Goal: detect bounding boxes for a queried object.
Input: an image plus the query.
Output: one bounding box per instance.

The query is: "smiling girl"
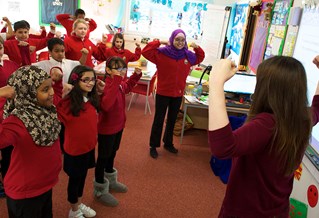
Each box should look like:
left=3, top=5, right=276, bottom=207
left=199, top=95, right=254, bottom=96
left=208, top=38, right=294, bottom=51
left=56, top=65, right=100, bottom=218
left=0, top=65, right=61, bottom=217
left=64, top=19, right=104, bottom=68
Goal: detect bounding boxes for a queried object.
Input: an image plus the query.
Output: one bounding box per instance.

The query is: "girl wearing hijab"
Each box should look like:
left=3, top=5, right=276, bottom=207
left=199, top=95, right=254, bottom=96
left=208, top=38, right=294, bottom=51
left=0, top=65, right=62, bottom=217
left=142, top=29, right=205, bottom=158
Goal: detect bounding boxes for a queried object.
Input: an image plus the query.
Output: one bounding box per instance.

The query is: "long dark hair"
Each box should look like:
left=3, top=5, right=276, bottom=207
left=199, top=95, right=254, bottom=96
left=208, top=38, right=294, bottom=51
left=248, top=56, right=312, bottom=175
left=67, top=65, right=99, bottom=116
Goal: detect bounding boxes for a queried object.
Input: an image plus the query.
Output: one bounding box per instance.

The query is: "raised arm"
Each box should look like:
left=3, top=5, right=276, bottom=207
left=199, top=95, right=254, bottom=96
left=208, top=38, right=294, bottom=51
left=2, top=17, right=13, bottom=39
left=126, top=43, right=142, bottom=62
left=208, top=59, right=238, bottom=131
left=141, top=40, right=162, bottom=64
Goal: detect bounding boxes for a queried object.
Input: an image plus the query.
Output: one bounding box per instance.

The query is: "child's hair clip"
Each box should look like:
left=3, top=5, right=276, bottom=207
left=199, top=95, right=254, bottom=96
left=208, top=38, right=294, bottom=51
left=71, top=73, right=79, bottom=81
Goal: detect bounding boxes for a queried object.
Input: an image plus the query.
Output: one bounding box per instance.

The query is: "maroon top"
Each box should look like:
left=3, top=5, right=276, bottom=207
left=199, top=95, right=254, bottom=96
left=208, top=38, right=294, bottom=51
left=208, top=95, right=319, bottom=218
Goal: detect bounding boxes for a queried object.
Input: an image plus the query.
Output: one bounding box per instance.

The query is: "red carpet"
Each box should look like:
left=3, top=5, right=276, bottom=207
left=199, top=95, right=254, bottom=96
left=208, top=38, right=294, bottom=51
left=0, top=95, right=226, bottom=217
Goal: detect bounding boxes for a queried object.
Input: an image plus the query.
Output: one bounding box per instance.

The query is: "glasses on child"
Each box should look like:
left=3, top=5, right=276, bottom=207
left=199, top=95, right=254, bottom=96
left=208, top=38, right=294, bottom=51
left=110, top=67, right=127, bottom=72
left=80, top=77, right=96, bottom=84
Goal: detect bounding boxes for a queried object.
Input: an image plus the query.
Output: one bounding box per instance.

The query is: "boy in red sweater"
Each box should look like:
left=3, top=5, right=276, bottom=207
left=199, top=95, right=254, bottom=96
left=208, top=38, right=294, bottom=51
left=4, top=20, right=55, bottom=66
left=56, top=8, right=97, bottom=37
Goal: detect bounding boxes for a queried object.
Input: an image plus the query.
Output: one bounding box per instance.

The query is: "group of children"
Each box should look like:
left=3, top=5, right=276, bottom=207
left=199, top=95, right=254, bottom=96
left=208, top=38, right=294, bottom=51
left=0, top=9, right=143, bottom=218
left=2, top=6, right=319, bottom=218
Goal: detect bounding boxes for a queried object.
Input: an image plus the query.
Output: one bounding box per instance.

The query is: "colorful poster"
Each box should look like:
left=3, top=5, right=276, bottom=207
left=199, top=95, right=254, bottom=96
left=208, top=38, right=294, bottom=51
left=264, top=0, right=293, bottom=59
left=229, top=3, right=249, bottom=56
left=248, top=1, right=273, bottom=73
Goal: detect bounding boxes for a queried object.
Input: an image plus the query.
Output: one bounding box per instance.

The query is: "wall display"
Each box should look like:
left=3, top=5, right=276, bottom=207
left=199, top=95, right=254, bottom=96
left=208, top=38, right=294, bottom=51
left=263, top=0, right=293, bottom=59
left=125, top=0, right=208, bottom=40
left=293, top=6, right=319, bottom=156
left=248, top=0, right=273, bottom=74
left=229, top=2, right=250, bottom=63
left=281, top=25, right=298, bottom=56
left=39, top=0, right=79, bottom=25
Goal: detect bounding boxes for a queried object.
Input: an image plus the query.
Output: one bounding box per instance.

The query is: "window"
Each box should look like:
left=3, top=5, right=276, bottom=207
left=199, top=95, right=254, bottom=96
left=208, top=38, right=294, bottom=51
left=126, top=0, right=208, bottom=40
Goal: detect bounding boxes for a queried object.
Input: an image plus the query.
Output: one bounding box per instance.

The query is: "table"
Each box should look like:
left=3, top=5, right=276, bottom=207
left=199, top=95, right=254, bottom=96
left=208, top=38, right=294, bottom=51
left=180, top=96, right=250, bottom=144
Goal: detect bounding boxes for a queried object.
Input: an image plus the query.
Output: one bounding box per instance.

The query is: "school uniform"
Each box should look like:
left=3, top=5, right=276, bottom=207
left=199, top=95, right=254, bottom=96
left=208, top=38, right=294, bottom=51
left=64, top=34, right=105, bottom=68
left=56, top=97, right=97, bottom=203
left=56, top=14, right=97, bottom=37
left=95, top=73, right=141, bottom=179
left=3, top=32, right=55, bottom=66
left=33, top=58, right=80, bottom=83
left=142, top=40, right=205, bottom=149
left=0, top=58, right=19, bottom=179
left=208, top=95, right=319, bottom=218
left=101, top=46, right=141, bottom=65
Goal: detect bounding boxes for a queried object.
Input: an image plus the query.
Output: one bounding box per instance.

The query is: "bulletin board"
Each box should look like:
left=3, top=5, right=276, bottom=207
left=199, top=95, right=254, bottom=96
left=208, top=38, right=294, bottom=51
left=39, top=0, right=80, bottom=25
left=263, top=0, right=293, bottom=59
left=248, top=0, right=274, bottom=74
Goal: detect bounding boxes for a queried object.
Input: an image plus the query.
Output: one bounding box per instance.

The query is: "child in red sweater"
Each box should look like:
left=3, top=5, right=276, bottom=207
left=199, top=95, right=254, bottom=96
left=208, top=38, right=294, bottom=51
left=64, top=19, right=104, bottom=68
left=4, top=20, right=55, bottom=66
left=101, top=33, right=141, bottom=65
left=94, top=57, right=142, bottom=206
left=56, top=65, right=100, bottom=218
left=56, top=8, right=97, bottom=37
left=0, top=65, right=62, bottom=217
left=0, top=36, right=19, bottom=197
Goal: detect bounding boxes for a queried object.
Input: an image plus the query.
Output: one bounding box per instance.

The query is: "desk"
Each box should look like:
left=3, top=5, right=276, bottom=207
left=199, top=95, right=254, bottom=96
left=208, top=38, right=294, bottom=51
left=94, top=61, right=157, bottom=114
left=180, top=96, right=250, bottom=144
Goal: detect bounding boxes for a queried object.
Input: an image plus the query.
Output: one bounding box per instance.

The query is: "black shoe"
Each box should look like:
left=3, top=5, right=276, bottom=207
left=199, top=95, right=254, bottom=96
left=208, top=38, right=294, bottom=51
left=150, top=147, right=158, bottom=159
left=164, top=145, right=178, bottom=154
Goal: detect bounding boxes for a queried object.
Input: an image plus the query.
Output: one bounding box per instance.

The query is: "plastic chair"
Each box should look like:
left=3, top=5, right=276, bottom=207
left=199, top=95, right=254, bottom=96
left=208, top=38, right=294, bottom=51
left=38, top=51, right=49, bottom=61
left=127, top=73, right=157, bottom=115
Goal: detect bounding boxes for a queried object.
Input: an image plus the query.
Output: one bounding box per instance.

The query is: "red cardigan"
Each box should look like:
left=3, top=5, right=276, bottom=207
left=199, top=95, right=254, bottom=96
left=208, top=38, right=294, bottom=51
left=208, top=95, right=319, bottom=218
left=56, top=97, right=98, bottom=156
left=3, top=32, right=54, bottom=66
left=98, top=73, right=141, bottom=135
left=101, top=46, right=142, bottom=65
left=64, top=35, right=105, bottom=67
left=56, top=14, right=97, bottom=37
left=0, top=116, right=61, bottom=200
left=0, top=60, right=19, bottom=123
left=142, top=40, right=205, bottom=97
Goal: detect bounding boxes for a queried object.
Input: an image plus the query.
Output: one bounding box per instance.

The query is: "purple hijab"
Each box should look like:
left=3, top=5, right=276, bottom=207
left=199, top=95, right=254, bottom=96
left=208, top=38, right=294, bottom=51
left=158, top=29, right=197, bottom=65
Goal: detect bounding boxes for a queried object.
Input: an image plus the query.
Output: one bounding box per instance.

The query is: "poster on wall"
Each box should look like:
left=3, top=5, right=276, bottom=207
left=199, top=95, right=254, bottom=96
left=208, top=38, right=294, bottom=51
left=39, top=0, right=79, bottom=25
left=229, top=3, right=250, bottom=57
left=248, top=1, right=274, bottom=74
left=263, top=0, right=293, bottom=59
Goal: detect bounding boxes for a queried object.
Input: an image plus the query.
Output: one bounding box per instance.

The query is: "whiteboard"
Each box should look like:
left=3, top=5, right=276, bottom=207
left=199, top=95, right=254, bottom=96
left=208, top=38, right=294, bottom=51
left=200, top=4, right=230, bottom=66
left=293, top=8, right=319, bottom=154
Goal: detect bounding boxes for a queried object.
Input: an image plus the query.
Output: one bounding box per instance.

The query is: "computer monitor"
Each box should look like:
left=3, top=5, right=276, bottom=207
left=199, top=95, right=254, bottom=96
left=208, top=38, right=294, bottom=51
left=223, top=73, right=256, bottom=95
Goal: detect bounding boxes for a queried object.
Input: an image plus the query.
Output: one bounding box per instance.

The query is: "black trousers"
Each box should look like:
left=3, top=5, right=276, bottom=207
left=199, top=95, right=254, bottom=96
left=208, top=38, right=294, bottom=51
left=0, top=145, right=13, bottom=179
left=6, top=189, right=53, bottom=218
left=95, top=130, right=123, bottom=184
left=150, top=94, right=182, bottom=148
left=67, top=173, right=87, bottom=204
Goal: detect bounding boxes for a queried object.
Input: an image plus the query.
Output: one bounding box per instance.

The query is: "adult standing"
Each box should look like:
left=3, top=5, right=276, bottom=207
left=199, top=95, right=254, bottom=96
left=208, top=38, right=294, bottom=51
left=142, top=29, right=205, bottom=158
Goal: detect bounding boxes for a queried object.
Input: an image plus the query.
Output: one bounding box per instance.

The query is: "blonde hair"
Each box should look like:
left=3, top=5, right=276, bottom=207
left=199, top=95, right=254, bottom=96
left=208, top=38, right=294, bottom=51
left=72, top=18, right=88, bottom=32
